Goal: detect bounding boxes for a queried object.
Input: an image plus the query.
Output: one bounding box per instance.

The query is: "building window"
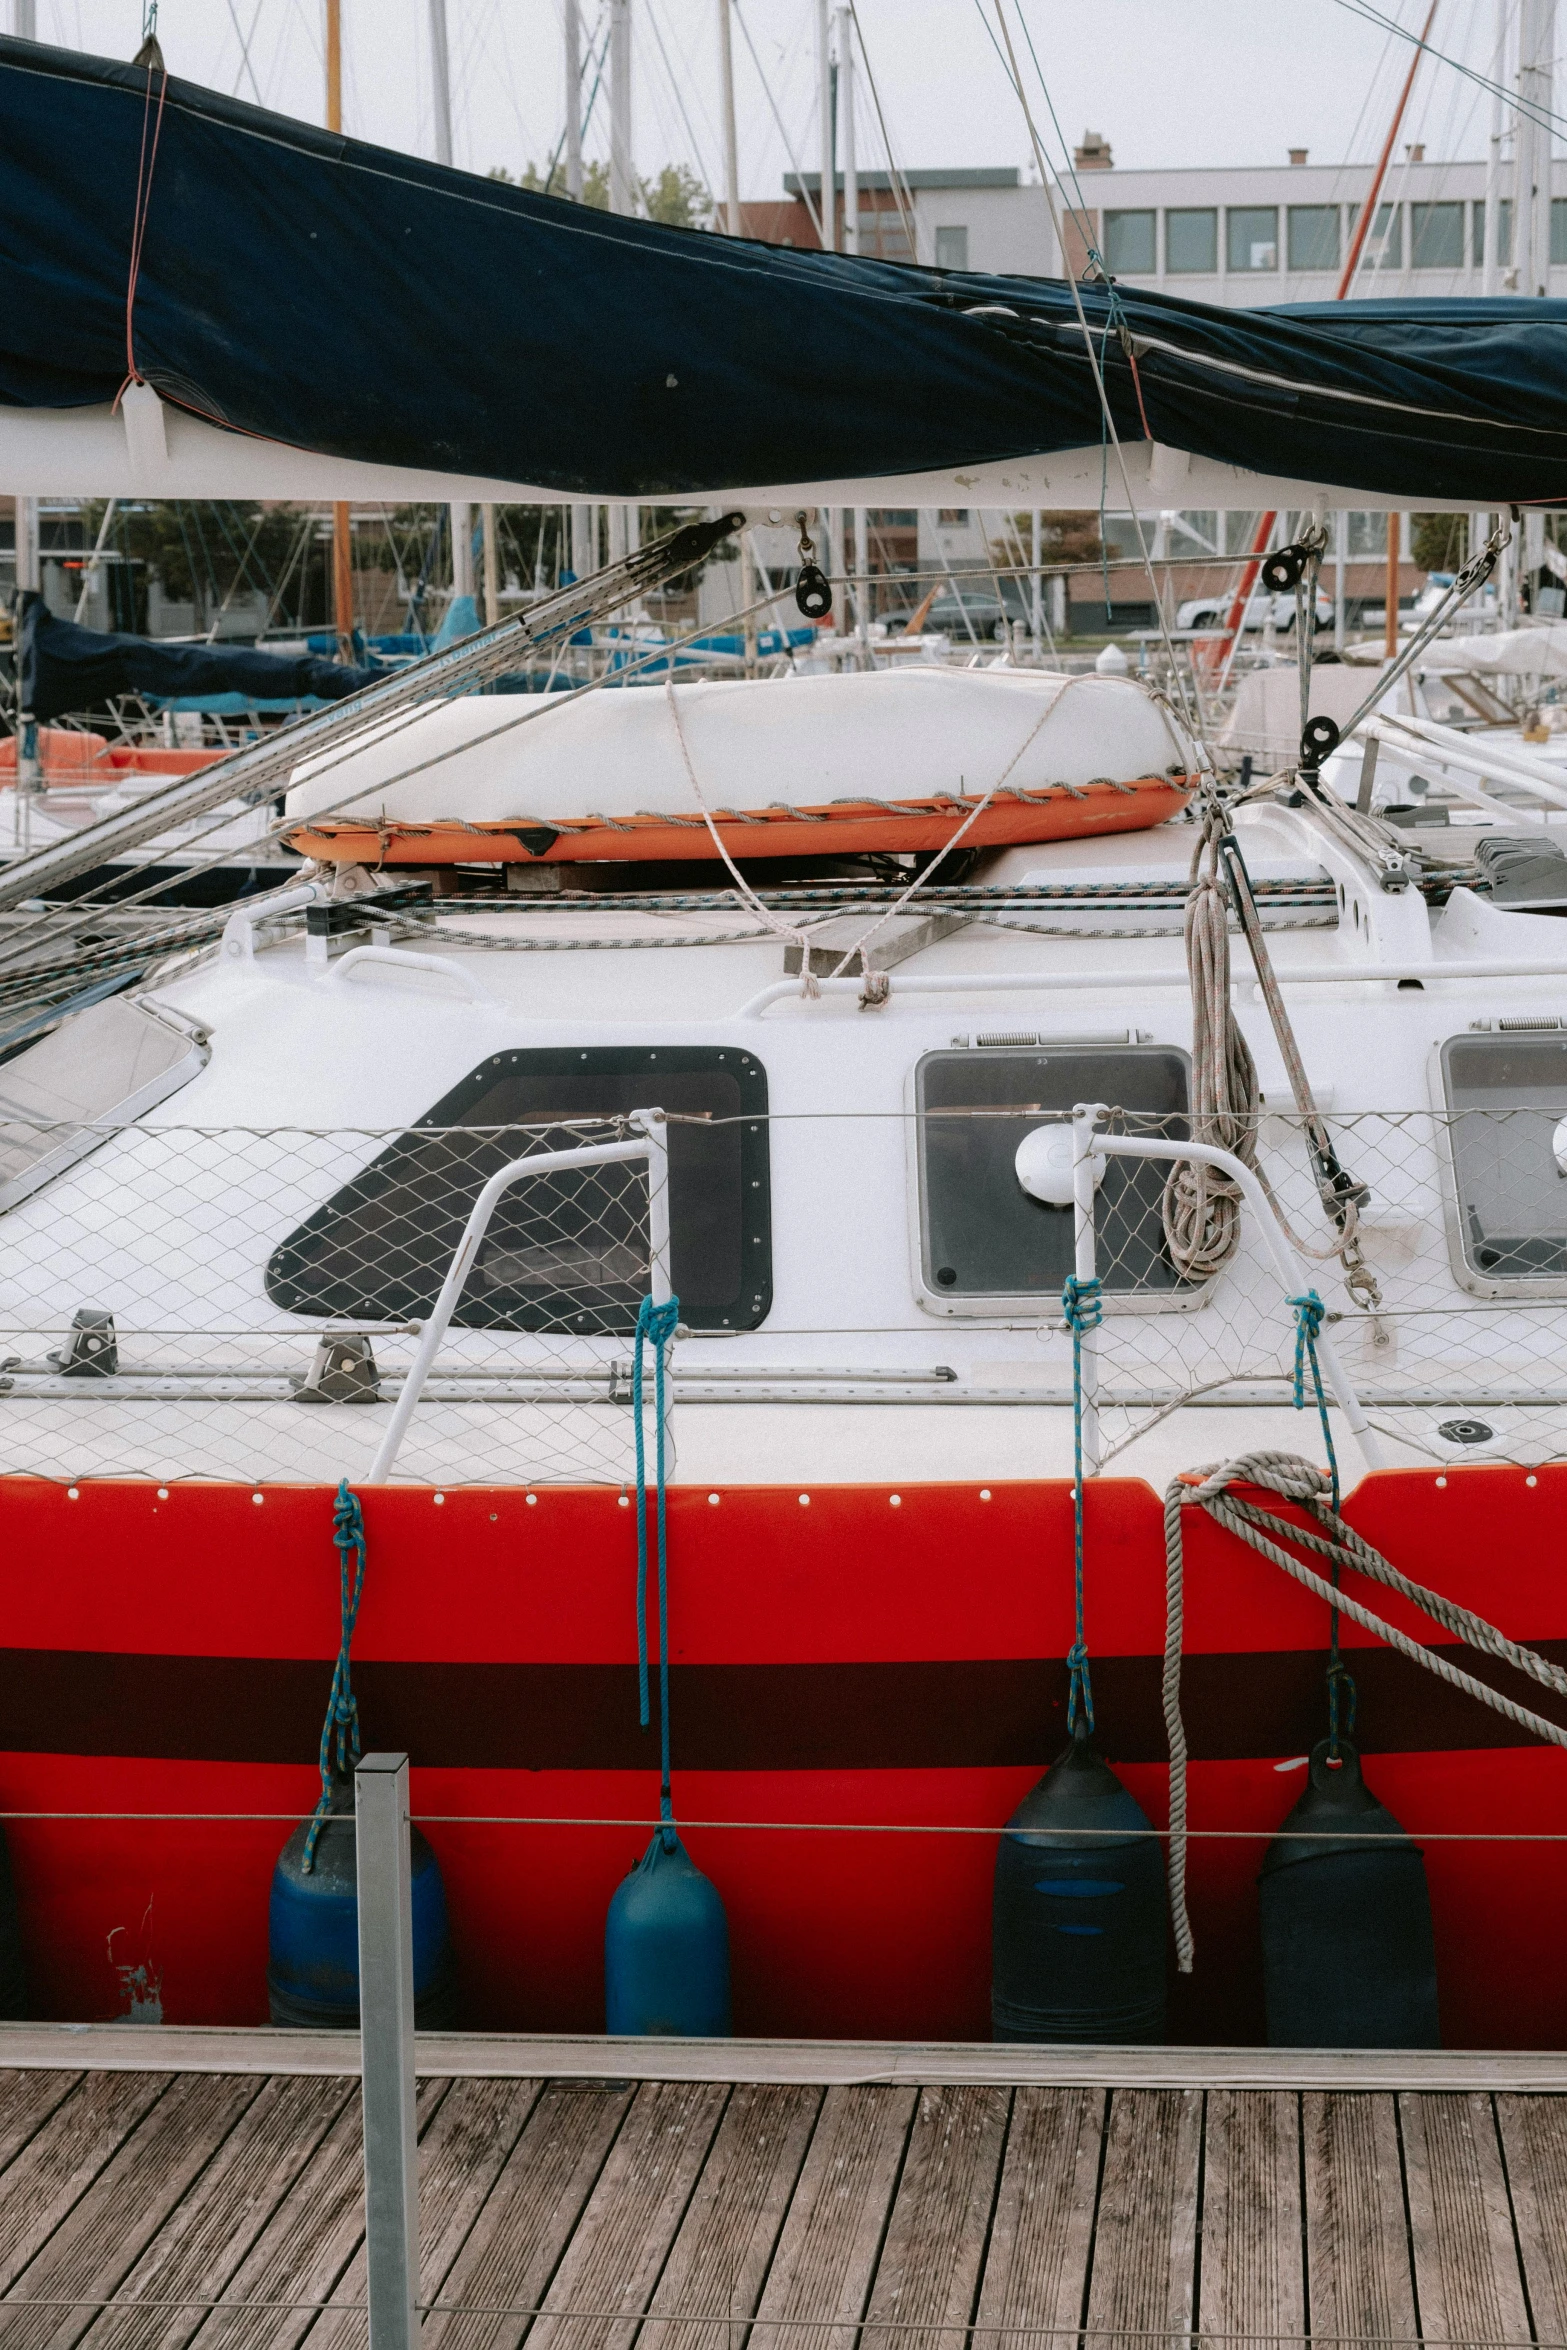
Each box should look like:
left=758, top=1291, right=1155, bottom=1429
left=937, top=509, right=970, bottom=527
left=1411, top=201, right=1464, bottom=269
left=1227, top=206, right=1278, bottom=272
left=858, top=210, right=913, bottom=263
left=934, top=225, right=968, bottom=270
left=1552, top=198, right=1567, bottom=266
left=1287, top=205, right=1340, bottom=272
left=1348, top=512, right=1389, bottom=557
left=1471, top=198, right=1517, bottom=267
left=1104, top=209, right=1156, bottom=274
left=1166, top=208, right=1216, bottom=273
left=1347, top=200, right=1402, bottom=271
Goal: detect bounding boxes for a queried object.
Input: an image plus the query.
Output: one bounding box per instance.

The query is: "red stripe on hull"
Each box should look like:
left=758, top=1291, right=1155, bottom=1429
left=1, top=1466, right=1564, bottom=2044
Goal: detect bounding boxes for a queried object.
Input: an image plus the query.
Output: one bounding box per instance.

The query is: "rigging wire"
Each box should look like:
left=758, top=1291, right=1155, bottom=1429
left=1334, top=0, right=1567, bottom=142
left=732, top=0, right=824, bottom=245
left=846, top=1, right=918, bottom=257
left=981, top=0, right=1208, bottom=753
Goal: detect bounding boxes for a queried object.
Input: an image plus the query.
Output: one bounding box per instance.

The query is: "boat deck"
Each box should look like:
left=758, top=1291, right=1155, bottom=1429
left=0, top=2031, right=1565, bottom=2347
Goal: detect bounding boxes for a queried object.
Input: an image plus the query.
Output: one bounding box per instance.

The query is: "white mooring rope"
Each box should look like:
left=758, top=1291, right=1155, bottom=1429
left=1162, top=1449, right=1567, bottom=1975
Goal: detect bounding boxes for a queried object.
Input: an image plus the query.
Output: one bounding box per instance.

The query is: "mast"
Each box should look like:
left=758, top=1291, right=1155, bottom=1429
left=718, top=0, right=741, bottom=236
left=424, top=0, right=472, bottom=626
left=608, top=0, right=636, bottom=585
left=817, top=0, right=834, bottom=253
left=1483, top=0, right=1507, bottom=295
left=428, top=0, right=453, bottom=167
left=1516, top=0, right=1556, bottom=296
left=609, top=0, right=633, bottom=218
left=564, top=0, right=590, bottom=585
left=564, top=0, right=583, bottom=198
left=325, top=0, right=354, bottom=660
left=837, top=2, right=857, bottom=255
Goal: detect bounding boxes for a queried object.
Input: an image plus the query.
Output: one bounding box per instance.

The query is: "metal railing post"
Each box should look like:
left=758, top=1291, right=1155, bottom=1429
left=1088, top=1129, right=1386, bottom=1473
left=362, top=1113, right=667, bottom=1485
left=356, top=1752, right=418, bottom=2350
left=1070, top=1103, right=1105, bottom=1476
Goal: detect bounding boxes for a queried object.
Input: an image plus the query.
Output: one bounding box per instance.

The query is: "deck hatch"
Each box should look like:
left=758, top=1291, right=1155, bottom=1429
left=266, top=1046, right=771, bottom=1332
left=1440, top=1032, right=1567, bottom=1286
left=914, top=1045, right=1192, bottom=1303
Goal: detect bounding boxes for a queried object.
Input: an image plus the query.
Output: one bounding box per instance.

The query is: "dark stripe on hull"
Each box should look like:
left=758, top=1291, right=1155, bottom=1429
left=6, top=1642, right=1566, bottom=1768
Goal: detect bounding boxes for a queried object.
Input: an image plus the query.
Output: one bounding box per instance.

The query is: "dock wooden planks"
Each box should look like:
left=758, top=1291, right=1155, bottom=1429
left=0, top=2057, right=1562, bottom=2346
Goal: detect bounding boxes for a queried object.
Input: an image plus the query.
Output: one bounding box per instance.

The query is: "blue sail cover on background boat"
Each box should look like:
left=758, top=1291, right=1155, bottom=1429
left=2, top=34, right=1567, bottom=504
left=17, top=596, right=378, bottom=722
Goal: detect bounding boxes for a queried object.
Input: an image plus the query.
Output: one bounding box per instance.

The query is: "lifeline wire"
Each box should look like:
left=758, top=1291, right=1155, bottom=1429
left=301, top=1478, right=367, bottom=1873
left=632, top=1291, right=680, bottom=1838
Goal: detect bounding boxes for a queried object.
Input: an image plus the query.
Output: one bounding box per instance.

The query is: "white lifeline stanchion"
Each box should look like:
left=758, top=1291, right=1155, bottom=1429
left=362, top=1109, right=672, bottom=1485
left=1072, top=1107, right=1385, bottom=1474
left=1070, top=1103, right=1105, bottom=1476
left=356, top=1752, right=418, bottom=2350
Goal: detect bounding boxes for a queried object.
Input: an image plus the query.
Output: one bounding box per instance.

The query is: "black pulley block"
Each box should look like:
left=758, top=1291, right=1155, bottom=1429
left=795, top=562, right=833, bottom=620
left=1300, top=714, right=1342, bottom=767
left=1261, top=546, right=1308, bottom=591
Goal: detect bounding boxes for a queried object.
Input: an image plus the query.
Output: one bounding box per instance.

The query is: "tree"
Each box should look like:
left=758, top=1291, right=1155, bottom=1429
left=490, top=157, right=711, bottom=227
left=1411, top=513, right=1466, bottom=574
left=1004, top=511, right=1104, bottom=565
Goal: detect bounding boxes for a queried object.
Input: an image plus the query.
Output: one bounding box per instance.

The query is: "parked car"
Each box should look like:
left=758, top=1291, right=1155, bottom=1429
left=916, top=582, right=1032, bottom=642
left=1176, top=588, right=1333, bottom=633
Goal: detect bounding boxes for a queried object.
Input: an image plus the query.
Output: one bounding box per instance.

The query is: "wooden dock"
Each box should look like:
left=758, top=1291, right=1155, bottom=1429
left=0, top=2029, right=1564, bottom=2347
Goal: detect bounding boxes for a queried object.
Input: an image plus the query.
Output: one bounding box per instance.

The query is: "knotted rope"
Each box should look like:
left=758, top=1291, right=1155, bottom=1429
left=1162, top=819, right=1261, bottom=1283
left=1062, top=1272, right=1103, bottom=1738
left=633, top=1291, right=681, bottom=1847
left=1161, top=1449, right=1567, bottom=1972
left=302, top=1478, right=368, bottom=1874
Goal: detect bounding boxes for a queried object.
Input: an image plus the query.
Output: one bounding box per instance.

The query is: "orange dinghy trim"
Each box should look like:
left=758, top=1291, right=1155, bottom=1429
left=289, top=772, right=1198, bottom=868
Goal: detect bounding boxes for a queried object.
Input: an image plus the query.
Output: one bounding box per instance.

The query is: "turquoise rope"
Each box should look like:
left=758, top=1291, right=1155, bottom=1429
left=302, top=1479, right=368, bottom=1874
left=1288, top=1290, right=1340, bottom=1511
left=1288, top=1290, right=1355, bottom=1750
left=633, top=1293, right=681, bottom=1846
left=1061, top=1272, right=1103, bottom=1739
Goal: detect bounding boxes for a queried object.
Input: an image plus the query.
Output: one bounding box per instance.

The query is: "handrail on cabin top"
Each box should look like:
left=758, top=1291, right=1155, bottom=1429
left=361, top=1109, right=671, bottom=1486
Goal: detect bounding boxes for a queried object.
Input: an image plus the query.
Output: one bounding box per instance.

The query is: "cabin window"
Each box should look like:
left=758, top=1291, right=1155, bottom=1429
left=0, top=992, right=207, bottom=1214
left=1440, top=1033, right=1567, bottom=1288
left=914, top=1045, right=1192, bottom=1305
left=267, top=1047, right=771, bottom=1332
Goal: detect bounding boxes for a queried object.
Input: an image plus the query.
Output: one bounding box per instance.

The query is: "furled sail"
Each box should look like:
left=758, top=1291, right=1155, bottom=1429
left=16, top=596, right=378, bottom=722
left=2, top=35, right=1567, bottom=507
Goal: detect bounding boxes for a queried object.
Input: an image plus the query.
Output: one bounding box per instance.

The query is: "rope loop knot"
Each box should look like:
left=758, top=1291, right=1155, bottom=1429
left=1061, top=1272, right=1103, bottom=1335
left=1287, top=1287, right=1339, bottom=1511
left=302, top=1478, right=368, bottom=1874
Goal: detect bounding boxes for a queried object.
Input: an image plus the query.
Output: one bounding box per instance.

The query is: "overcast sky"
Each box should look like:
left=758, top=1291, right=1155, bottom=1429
left=24, top=2, right=1521, bottom=201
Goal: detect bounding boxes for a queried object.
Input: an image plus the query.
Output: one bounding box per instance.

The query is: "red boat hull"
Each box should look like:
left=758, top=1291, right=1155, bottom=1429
left=2, top=1469, right=1563, bottom=2045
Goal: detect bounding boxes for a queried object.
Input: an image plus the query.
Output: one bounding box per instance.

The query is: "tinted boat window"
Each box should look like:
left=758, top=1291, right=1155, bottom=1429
left=916, top=1046, right=1192, bottom=1299
left=267, top=1047, right=770, bottom=1331
left=1441, top=1033, right=1567, bottom=1279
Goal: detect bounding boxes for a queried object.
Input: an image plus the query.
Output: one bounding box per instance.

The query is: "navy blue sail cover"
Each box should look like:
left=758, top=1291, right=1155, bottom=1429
left=17, top=596, right=377, bottom=721
left=2, top=33, right=1567, bottom=503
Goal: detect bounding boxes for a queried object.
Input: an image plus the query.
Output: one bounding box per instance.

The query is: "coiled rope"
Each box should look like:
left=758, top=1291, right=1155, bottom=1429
left=1061, top=1272, right=1102, bottom=1738
left=301, top=1478, right=368, bottom=1873
left=632, top=1292, right=681, bottom=1848
left=1161, top=1449, right=1567, bottom=1973
left=1161, top=820, right=1261, bottom=1282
